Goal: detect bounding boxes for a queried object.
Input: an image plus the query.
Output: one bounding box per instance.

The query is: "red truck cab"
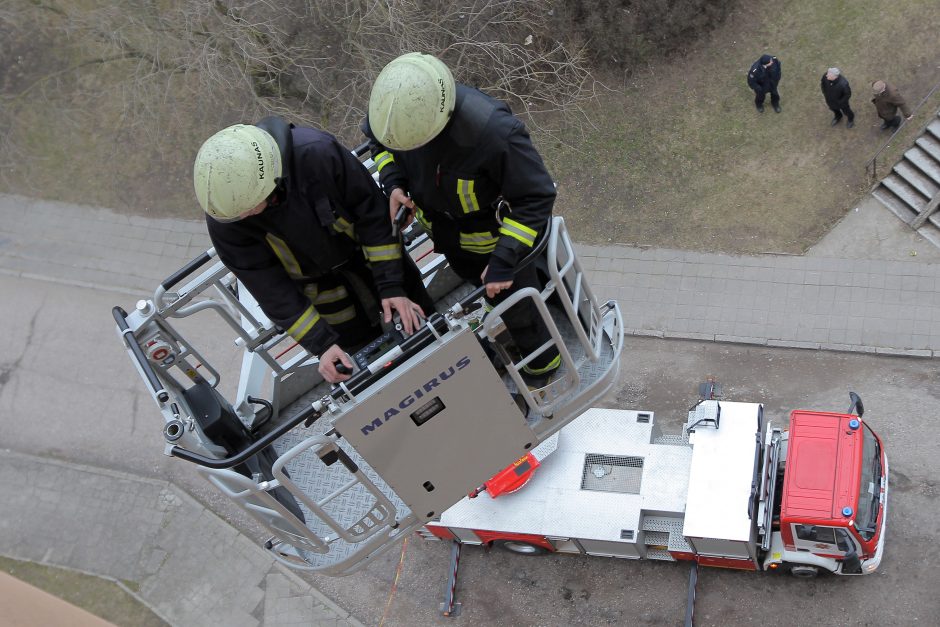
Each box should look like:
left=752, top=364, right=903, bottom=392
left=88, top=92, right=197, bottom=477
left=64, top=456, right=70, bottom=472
left=779, top=410, right=887, bottom=574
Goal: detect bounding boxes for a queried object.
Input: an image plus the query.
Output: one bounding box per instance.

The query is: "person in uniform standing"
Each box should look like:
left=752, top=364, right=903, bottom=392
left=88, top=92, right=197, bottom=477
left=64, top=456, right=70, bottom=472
left=747, top=54, right=782, bottom=113
left=193, top=116, right=432, bottom=383
left=363, top=53, right=561, bottom=386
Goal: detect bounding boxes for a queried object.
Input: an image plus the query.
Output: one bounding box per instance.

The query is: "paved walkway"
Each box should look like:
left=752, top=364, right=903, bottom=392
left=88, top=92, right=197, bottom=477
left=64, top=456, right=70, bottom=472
left=578, top=242, right=940, bottom=357
left=3, top=193, right=940, bottom=356
left=0, top=450, right=363, bottom=627
left=1, top=191, right=940, bottom=625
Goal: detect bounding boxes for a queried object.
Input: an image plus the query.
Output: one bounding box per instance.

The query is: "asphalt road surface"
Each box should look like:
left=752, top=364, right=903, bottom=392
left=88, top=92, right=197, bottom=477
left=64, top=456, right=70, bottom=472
left=3, top=275, right=937, bottom=626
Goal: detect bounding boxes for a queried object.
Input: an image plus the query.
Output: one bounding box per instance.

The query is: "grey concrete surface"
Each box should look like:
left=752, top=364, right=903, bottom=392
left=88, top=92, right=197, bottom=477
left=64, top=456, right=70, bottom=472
left=0, top=451, right=363, bottom=627
left=576, top=193, right=940, bottom=356
left=808, top=193, right=940, bottom=261
left=5, top=192, right=940, bottom=357
left=1, top=190, right=939, bottom=626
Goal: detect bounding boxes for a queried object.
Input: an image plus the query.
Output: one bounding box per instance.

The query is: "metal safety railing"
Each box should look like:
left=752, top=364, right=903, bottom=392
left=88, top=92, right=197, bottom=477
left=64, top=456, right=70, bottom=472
left=483, top=216, right=623, bottom=422
left=114, top=134, right=627, bottom=576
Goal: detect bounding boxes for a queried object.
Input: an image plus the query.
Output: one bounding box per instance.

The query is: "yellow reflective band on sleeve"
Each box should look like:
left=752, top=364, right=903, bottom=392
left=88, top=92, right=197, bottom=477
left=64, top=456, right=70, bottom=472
left=374, top=151, right=395, bottom=173
left=522, top=354, right=561, bottom=376
left=286, top=305, right=320, bottom=341
left=331, top=216, right=355, bottom=239
left=457, top=178, right=481, bottom=214
left=321, top=306, right=357, bottom=325
left=415, top=206, right=432, bottom=234
left=363, top=243, right=402, bottom=262
left=265, top=234, right=306, bottom=279
left=312, top=285, right=349, bottom=305
left=459, top=231, right=499, bottom=254
left=499, top=218, right=538, bottom=247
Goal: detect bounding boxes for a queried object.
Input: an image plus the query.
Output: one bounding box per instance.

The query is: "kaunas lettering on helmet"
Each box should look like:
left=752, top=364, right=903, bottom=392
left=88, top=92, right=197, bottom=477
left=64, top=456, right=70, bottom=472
left=360, top=355, right=470, bottom=436
left=438, top=78, right=446, bottom=113
left=251, top=141, right=265, bottom=179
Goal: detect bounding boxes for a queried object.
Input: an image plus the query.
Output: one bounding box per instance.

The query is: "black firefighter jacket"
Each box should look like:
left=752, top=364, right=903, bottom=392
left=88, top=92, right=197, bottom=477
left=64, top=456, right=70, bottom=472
left=364, top=85, right=556, bottom=283
left=207, top=121, right=406, bottom=356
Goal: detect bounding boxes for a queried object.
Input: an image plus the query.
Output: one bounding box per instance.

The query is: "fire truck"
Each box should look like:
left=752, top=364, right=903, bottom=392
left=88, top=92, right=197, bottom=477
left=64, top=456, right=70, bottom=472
left=112, top=146, right=888, bottom=599
left=421, top=396, right=887, bottom=582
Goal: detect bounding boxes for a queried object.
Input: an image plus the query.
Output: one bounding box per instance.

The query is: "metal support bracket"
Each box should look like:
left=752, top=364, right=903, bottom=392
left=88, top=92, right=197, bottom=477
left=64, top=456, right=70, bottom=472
left=439, top=540, right=463, bottom=617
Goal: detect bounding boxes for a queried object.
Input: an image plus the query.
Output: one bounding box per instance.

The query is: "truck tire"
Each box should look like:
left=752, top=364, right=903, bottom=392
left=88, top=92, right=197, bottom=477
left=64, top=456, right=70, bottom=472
left=788, top=564, right=819, bottom=579
left=494, top=540, right=549, bottom=556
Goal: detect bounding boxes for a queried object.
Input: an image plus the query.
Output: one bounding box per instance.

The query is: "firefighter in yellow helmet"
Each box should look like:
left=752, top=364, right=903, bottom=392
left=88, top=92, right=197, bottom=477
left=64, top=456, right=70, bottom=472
left=363, top=53, right=560, bottom=385
left=194, top=116, right=432, bottom=383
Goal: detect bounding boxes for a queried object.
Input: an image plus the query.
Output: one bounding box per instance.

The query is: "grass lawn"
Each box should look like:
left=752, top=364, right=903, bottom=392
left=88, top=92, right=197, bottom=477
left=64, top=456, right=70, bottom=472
left=548, top=0, right=940, bottom=253
left=0, top=555, right=167, bottom=626
left=1, top=0, right=939, bottom=254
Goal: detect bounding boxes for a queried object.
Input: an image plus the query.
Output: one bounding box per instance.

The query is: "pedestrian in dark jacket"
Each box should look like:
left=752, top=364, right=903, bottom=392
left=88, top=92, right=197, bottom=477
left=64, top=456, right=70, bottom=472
left=364, top=52, right=561, bottom=386
left=193, top=116, right=432, bottom=383
left=821, top=68, right=855, bottom=128
left=872, top=80, right=913, bottom=130
left=747, top=54, right=782, bottom=113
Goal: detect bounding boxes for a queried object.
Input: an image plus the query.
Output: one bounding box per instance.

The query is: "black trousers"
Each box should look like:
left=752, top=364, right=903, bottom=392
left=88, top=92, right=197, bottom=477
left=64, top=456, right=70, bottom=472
left=829, top=105, right=855, bottom=121
left=754, top=85, right=780, bottom=107
left=881, top=115, right=902, bottom=129
left=445, top=249, right=559, bottom=373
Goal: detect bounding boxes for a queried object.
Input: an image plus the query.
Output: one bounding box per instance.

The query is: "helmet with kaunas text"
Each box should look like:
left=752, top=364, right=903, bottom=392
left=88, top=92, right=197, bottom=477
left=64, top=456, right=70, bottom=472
left=193, top=124, right=281, bottom=221
left=368, top=52, right=456, bottom=151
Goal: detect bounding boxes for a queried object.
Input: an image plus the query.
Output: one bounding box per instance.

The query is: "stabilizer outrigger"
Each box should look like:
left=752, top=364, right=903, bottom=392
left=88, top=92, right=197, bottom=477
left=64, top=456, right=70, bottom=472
left=114, top=161, right=623, bottom=576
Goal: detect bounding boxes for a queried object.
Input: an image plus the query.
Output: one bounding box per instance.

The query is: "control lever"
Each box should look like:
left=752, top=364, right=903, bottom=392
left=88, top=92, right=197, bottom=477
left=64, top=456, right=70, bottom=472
left=391, top=205, right=411, bottom=238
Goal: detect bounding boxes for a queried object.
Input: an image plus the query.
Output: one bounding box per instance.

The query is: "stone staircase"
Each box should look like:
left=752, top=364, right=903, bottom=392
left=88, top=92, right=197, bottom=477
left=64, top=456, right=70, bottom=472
left=872, top=112, right=940, bottom=246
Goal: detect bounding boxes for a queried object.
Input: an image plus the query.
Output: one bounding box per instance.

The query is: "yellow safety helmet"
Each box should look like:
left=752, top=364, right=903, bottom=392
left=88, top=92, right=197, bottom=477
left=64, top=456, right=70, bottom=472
left=368, top=52, right=456, bottom=151
left=193, top=124, right=282, bottom=221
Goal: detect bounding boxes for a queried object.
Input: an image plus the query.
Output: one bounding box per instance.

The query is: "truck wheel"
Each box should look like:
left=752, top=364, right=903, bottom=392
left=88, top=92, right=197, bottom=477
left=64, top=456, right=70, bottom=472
left=494, top=540, right=549, bottom=556
left=789, top=565, right=819, bottom=579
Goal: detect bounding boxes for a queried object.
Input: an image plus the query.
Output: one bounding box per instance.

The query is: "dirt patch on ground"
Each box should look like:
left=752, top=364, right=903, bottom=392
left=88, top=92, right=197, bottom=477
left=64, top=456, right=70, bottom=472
left=0, top=4, right=232, bottom=220
left=0, top=556, right=167, bottom=626
left=2, top=0, right=939, bottom=250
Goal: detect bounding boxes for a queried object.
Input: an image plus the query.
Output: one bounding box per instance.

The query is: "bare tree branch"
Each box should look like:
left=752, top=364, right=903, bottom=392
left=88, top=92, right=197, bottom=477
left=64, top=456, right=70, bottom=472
left=6, top=0, right=598, bottom=153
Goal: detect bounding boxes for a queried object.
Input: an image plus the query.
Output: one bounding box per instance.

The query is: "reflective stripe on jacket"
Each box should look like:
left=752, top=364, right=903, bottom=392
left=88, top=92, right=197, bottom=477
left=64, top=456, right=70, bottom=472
left=365, top=85, right=556, bottom=282
left=207, top=123, right=405, bottom=356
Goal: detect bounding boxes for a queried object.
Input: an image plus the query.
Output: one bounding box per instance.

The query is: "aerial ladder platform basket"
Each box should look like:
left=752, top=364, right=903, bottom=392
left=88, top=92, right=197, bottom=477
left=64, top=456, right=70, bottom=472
left=114, top=187, right=622, bottom=576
